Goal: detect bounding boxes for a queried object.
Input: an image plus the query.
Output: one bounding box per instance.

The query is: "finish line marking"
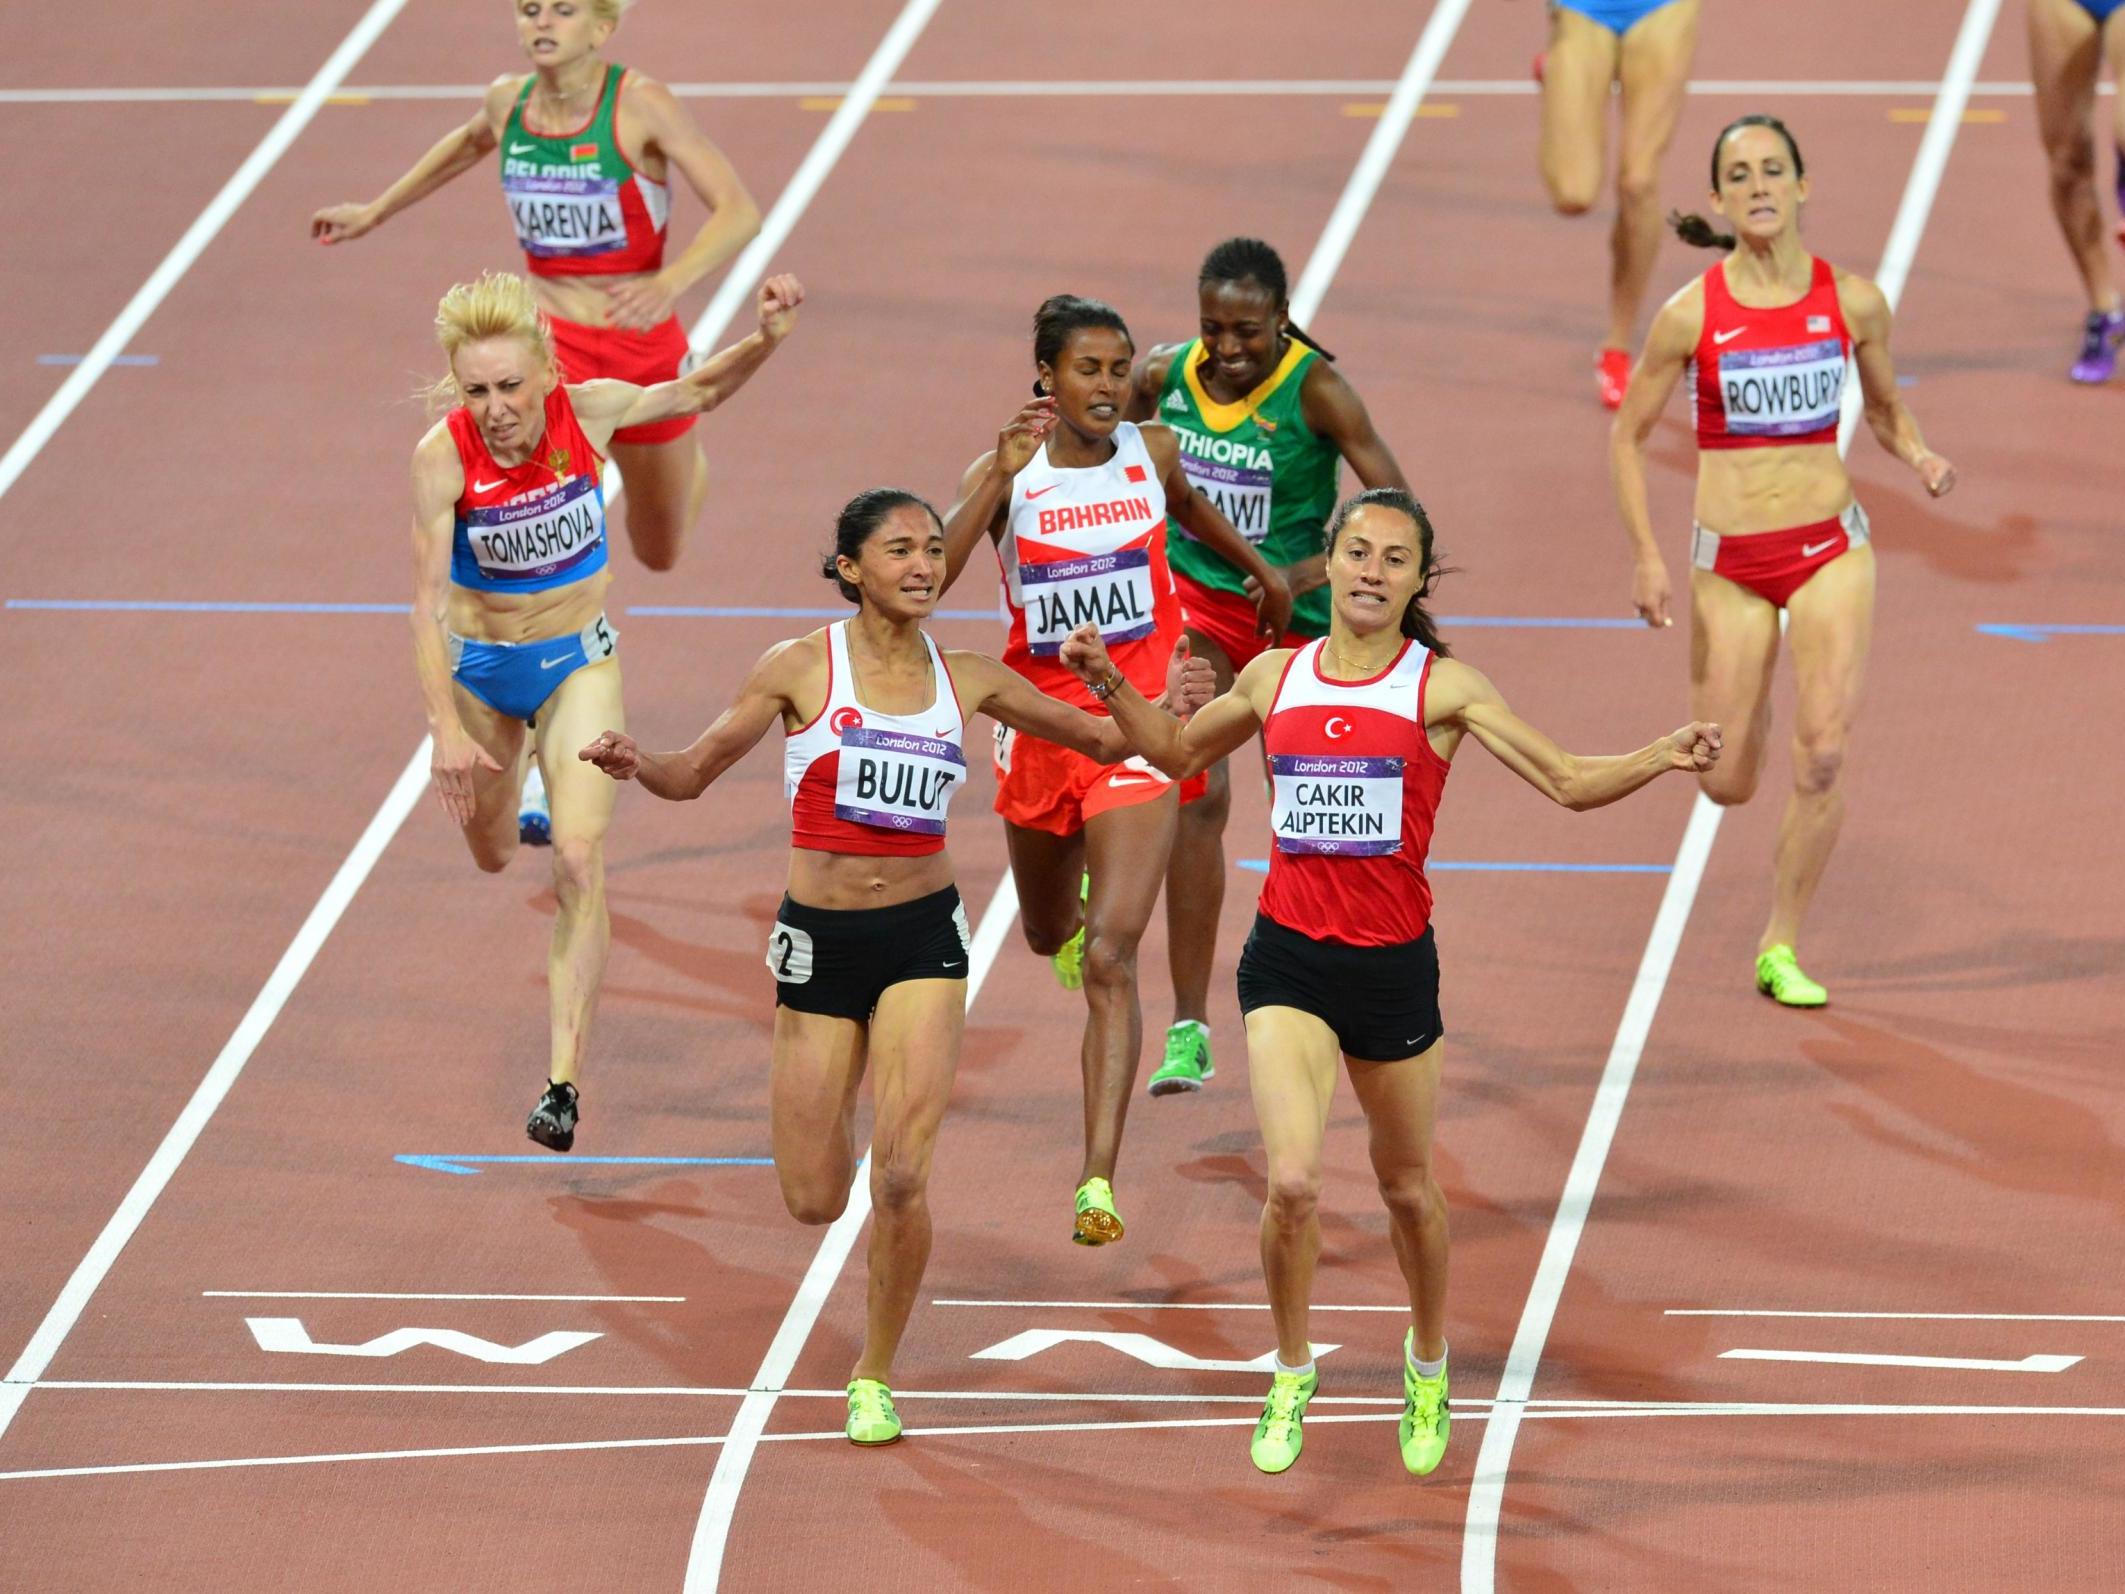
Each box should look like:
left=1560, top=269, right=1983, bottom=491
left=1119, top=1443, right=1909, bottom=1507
left=1720, top=1349, right=2082, bottom=1374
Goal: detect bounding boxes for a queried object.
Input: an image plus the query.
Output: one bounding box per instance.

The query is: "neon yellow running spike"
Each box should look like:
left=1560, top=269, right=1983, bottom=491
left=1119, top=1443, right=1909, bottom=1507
left=845, top=1377, right=902, bottom=1445
left=1755, top=943, right=1828, bottom=1008
left=1052, top=872, right=1090, bottom=991
left=1250, top=1366, right=1319, bottom=1474
left=1072, top=1176, right=1124, bottom=1245
left=1399, top=1332, right=1450, bottom=1477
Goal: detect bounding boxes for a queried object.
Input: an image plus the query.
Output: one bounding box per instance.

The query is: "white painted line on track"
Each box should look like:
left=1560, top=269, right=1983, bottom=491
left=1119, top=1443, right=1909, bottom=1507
left=0, top=743, right=432, bottom=1445
left=0, top=78, right=2082, bottom=105
left=1460, top=3, right=2005, bottom=1587
left=1720, top=1349, right=2082, bottom=1373
left=199, top=1291, right=685, bottom=1303
left=0, top=0, right=411, bottom=514
left=1672, top=1310, right=2125, bottom=1322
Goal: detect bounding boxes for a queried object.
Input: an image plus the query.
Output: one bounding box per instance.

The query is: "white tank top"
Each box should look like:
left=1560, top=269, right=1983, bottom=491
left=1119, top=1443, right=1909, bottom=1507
left=784, top=622, right=967, bottom=856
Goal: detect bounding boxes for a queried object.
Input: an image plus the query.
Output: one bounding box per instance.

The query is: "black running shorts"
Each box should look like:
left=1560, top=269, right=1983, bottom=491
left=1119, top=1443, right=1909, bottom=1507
left=1236, top=913, right=1444, bottom=1063
left=768, top=884, right=971, bottom=1020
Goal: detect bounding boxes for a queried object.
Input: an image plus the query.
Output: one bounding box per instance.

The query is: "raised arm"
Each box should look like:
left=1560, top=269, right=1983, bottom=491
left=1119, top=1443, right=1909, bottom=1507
left=1841, top=272, right=1955, bottom=498
left=1428, top=657, right=1719, bottom=810
left=1276, top=360, right=1412, bottom=598
left=408, top=427, right=499, bottom=824
left=938, top=397, right=1057, bottom=591
left=312, top=78, right=512, bottom=244
left=571, top=274, right=801, bottom=448
left=599, top=76, right=763, bottom=330
left=1609, top=282, right=1703, bottom=630
left=1058, top=624, right=1277, bottom=781
left=1143, top=424, right=1294, bottom=637
left=579, top=636, right=812, bottom=801
left=949, top=637, right=1217, bottom=763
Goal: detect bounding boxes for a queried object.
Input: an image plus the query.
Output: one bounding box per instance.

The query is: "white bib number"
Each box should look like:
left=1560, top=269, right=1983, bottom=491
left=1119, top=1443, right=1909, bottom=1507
left=834, top=728, right=964, bottom=835
left=1179, top=452, right=1273, bottom=544
left=464, top=474, right=606, bottom=581
left=1019, top=547, right=1157, bottom=657
left=506, top=175, right=627, bottom=259
left=1270, top=754, right=1404, bottom=856
left=1718, top=338, right=1845, bottom=439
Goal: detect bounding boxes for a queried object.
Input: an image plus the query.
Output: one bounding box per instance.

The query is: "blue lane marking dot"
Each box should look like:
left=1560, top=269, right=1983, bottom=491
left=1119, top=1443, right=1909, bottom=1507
left=1236, top=859, right=1670, bottom=875
left=1976, top=623, right=2125, bottom=643
left=38, top=353, right=159, bottom=366
left=397, top=1153, right=775, bottom=1177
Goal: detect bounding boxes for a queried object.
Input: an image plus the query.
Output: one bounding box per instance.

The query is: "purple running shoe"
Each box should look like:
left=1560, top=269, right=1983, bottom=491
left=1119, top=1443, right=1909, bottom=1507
left=2070, top=308, right=2125, bottom=384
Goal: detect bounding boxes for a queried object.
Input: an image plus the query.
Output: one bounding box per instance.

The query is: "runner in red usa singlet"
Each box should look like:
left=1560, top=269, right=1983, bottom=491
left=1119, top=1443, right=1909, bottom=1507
left=1612, top=114, right=1956, bottom=1008
left=1060, top=484, right=1722, bottom=1481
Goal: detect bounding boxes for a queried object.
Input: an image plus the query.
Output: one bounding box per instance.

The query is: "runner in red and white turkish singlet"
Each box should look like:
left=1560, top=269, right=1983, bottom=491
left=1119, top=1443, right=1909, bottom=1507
left=941, top=295, right=1293, bottom=1245
left=580, top=489, right=1211, bottom=1443
left=1613, top=114, right=1956, bottom=1007
left=1061, top=485, right=1721, bottom=1478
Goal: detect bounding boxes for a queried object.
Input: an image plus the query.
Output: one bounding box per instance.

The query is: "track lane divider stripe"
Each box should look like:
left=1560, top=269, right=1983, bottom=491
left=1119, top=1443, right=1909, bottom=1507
left=0, top=742, right=433, bottom=1443
left=0, top=0, right=413, bottom=518
left=1459, top=3, right=2007, bottom=1586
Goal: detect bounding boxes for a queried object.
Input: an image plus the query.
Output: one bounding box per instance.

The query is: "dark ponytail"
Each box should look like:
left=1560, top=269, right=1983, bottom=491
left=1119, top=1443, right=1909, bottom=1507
left=1030, top=294, right=1131, bottom=396
left=1669, top=113, right=1807, bottom=251
left=1198, top=236, right=1336, bottom=362
left=1324, top=486, right=1453, bottom=658
left=818, top=487, right=942, bottom=604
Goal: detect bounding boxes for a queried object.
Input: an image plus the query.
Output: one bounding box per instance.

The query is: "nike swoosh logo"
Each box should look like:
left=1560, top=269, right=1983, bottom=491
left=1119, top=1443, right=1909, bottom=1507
left=1025, top=484, right=1061, bottom=500
left=540, top=657, right=569, bottom=671
left=474, top=477, right=507, bottom=492
left=1713, top=328, right=1748, bottom=346
left=1800, top=538, right=1838, bottom=559
left=508, top=142, right=538, bottom=154
left=1108, top=773, right=1162, bottom=788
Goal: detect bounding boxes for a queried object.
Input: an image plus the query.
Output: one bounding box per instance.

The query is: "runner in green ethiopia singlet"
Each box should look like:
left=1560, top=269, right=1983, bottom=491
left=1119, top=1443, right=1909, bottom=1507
left=1158, top=337, right=1342, bottom=636
left=501, top=65, right=670, bottom=274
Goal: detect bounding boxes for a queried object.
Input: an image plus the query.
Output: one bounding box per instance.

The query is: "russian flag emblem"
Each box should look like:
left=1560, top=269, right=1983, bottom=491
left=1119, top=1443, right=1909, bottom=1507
left=1124, top=463, right=1147, bottom=483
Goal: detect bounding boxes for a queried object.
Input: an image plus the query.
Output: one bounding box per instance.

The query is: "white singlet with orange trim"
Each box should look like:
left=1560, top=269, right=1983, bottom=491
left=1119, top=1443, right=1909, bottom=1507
left=784, top=622, right=966, bottom=857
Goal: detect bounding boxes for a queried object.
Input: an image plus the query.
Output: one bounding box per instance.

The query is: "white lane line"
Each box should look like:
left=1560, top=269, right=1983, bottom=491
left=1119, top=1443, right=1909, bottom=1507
left=1461, top=3, right=2004, bottom=1587
left=199, top=1291, right=685, bottom=1303
left=1671, top=1310, right=2125, bottom=1322
left=0, top=744, right=432, bottom=1447
left=1288, top=0, right=1477, bottom=325
left=930, top=1299, right=1405, bottom=1311
left=0, top=78, right=2081, bottom=105
left=0, top=0, right=411, bottom=513
left=1720, top=1349, right=2082, bottom=1374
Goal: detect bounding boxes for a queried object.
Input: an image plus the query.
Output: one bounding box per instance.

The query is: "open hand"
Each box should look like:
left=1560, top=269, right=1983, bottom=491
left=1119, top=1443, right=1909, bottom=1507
left=310, top=202, right=378, bottom=245
left=1665, top=721, right=1722, bottom=772
left=430, top=728, right=503, bottom=826
left=1244, top=567, right=1294, bottom=640
left=601, top=274, right=678, bottom=331
left=996, top=397, right=1058, bottom=477
left=578, top=729, right=641, bottom=781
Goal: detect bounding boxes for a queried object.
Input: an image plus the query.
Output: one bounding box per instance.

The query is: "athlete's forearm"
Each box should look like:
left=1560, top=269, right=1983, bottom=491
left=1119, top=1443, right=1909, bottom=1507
left=1608, top=427, right=1663, bottom=565
left=1095, top=678, right=1192, bottom=777
left=1557, top=740, right=1671, bottom=811
left=681, top=327, right=781, bottom=415
left=1866, top=396, right=1929, bottom=470
left=370, top=124, right=489, bottom=226
left=409, top=606, right=465, bottom=735
left=940, top=467, right=1008, bottom=592
left=631, top=747, right=710, bottom=801
left=657, top=202, right=763, bottom=297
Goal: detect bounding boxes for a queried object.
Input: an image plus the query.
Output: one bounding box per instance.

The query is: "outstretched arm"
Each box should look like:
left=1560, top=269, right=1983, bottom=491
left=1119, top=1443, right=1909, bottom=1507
left=1058, top=624, right=1275, bottom=780
left=408, top=428, right=502, bottom=825
left=579, top=638, right=807, bottom=800
left=952, top=639, right=1216, bottom=764
left=1843, top=273, right=1955, bottom=497
left=939, top=398, right=1057, bottom=591
left=311, top=79, right=511, bottom=243
left=574, top=275, right=802, bottom=445
left=1609, top=285, right=1701, bottom=630
left=1429, top=657, right=1720, bottom=810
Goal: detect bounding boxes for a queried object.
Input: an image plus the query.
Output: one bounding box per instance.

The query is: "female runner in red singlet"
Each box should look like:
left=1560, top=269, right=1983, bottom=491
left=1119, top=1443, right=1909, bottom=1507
left=580, top=490, right=1210, bottom=1447
left=1062, top=487, right=1719, bottom=1479
left=1612, top=115, right=1956, bottom=1008
left=315, top=0, right=760, bottom=571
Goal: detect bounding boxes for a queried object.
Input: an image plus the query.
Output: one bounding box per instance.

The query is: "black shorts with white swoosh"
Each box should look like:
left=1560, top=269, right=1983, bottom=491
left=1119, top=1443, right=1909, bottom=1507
left=769, top=884, right=971, bottom=1020
left=1237, top=914, right=1443, bottom=1063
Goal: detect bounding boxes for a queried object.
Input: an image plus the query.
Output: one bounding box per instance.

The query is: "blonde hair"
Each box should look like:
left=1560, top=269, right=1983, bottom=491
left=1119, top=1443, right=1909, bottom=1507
left=427, top=270, right=556, bottom=412
left=587, top=0, right=630, bottom=22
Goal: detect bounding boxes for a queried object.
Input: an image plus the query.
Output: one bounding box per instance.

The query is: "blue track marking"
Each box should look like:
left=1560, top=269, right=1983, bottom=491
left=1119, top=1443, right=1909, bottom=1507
left=397, top=1153, right=775, bottom=1177
left=626, top=605, right=994, bottom=620
left=7, top=599, right=408, bottom=614
left=1237, top=858, right=1672, bottom=875
left=1976, top=623, right=2125, bottom=643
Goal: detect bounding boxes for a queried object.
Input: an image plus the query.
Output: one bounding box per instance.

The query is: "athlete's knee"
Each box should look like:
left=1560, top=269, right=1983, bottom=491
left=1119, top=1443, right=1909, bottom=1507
left=1265, top=1165, right=1322, bottom=1230
left=868, top=1149, right=931, bottom=1214
left=627, top=517, right=684, bottom=572
left=550, top=835, right=603, bottom=904
left=1699, top=764, right=1757, bottom=807
left=1378, top=1168, right=1443, bottom=1231
left=2046, top=130, right=2097, bottom=190
left=1793, top=731, right=1846, bottom=796
left=1081, top=928, right=1142, bottom=992
left=1182, top=773, right=1232, bottom=831
left=1547, top=175, right=1599, bottom=217
left=781, top=1174, right=851, bottom=1226
left=1020, top=917, right=1071, bottom=959
left=1614, top=162, right=1660, bottom=212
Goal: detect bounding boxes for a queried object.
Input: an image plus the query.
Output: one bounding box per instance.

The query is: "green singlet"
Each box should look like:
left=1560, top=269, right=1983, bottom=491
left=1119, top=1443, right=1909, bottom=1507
left=1156, top=337, right=1342, bottom=636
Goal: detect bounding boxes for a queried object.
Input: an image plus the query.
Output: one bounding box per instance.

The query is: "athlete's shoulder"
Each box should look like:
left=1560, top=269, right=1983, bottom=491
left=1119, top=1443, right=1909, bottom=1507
left=1830, top=265, right=1889, bottom=327
left=411, top=422, right=465, bottom=509
left=484, top=73, right=531, bottom=117
left=1647, top=275, right=1708, bottom=353
left=757, top=628, right=828, bottom=684
left=1237, top=643, right=1300, bottom=707
left=1420, top=654, right=1491, bottom=715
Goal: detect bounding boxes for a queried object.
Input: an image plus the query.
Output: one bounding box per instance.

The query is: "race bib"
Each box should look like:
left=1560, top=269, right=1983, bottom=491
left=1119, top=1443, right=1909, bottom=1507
left=506, top=174, right=627, bottom=259
left=766, top=921, right=814, bottom=984
left=462, top=474, right=606, bottom=582
left=834, top=727, right=964, bottom=835
left=1019, top=548, right=1157, bottom=656
left=578, top=612, right=618, bottom=663
left=1719, top=338, right=1845, bottom=439
left=1178, top=437, right=1273, bottom=543
left=1270, top=753, right=1403, bottom=856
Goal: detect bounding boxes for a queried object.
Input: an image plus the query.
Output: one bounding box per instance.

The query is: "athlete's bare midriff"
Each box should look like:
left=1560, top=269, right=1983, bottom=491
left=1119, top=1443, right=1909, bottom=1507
left=1694, top=442, right=1854, bottom=536
left=527, top=271, right=658, bottom=331
left=786, top=847, right=958, bottom=911
left=448, top=566, right=612, bottom=646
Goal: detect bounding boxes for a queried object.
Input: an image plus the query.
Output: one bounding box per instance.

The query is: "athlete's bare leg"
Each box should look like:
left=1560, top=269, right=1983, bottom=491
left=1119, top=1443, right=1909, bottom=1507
left=1163, top=628, right=1237, bottom=1027
left=768, top=1006, right=869, bottom=1225
left=1246, top=1004, right=1340, bottom=1367
left=532, top=658, right=622, bottom=1087
left=1347, top=1040, right=1448, bottom=1363
left=2029, top=0, right=2119, bottom=313
left=1610, top=0, right=1701, bottom=350
left=1688, top=567, right=1782, bottom=808
left=1539, top=5, right=1621, bottom=218
left=450, top=685, right=529, bottom=874
left=849, top=976, right=965, bottom=1384
left=1007, top=820, right=1089, bottom=959
left=1762, top=546, right=1874, bottom=956
left=609, top=435, right=710, bottom=572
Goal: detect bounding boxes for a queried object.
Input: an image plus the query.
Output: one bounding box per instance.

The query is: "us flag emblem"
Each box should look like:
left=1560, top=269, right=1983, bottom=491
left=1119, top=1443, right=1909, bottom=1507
left=1807, top=315, right=1832, bottom=334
